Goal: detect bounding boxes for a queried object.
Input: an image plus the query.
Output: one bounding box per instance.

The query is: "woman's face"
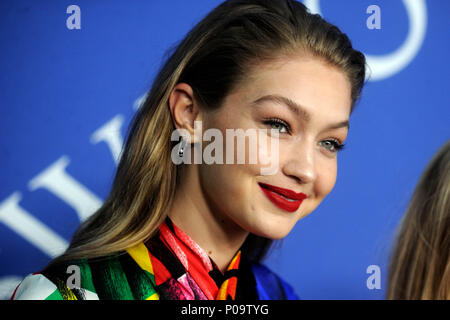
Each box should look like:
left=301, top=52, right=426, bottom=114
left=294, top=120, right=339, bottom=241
left=197, top=55, right=352, bottom=240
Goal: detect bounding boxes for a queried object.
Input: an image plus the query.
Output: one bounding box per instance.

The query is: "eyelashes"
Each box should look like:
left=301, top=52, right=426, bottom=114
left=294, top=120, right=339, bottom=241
left=262, top=117, right=345, bottom=153
left=320, top=139, right=345, bottom=153
left=263, top=117, right=291, bottom=134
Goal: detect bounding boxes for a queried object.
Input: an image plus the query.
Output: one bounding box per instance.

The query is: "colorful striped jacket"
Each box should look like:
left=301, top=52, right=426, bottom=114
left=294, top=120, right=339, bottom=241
left=12, top=219, right=299, bottom=300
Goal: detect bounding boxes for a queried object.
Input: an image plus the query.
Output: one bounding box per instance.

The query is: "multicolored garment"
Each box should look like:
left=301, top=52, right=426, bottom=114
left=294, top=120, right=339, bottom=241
left=11, top=218, right=298, bottom=300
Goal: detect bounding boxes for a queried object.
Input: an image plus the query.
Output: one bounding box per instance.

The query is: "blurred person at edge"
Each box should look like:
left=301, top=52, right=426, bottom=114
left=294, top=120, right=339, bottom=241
left=387, top=141, right=450, bottom=300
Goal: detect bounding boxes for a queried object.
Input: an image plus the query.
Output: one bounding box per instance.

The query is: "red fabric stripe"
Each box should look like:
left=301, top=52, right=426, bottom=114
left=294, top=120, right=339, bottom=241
left=149, top=253, right=172, bottom=286
left=160, top=221, right=218, bottom=299
left=10, top=283, right=19, bottom=300
left=227, top=276, right=238, bottom=300
left=172, top=221, right=213, bottom=271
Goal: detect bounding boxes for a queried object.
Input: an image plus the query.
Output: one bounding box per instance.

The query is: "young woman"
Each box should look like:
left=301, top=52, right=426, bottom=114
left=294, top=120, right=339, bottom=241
left=12, top=0, right=366, bottom=300
left=387, top=141, right=450, bottom=300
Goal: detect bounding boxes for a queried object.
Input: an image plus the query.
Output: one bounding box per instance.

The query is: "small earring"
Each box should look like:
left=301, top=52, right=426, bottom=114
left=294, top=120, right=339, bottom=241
left=178, top=138, right=186, bottom=158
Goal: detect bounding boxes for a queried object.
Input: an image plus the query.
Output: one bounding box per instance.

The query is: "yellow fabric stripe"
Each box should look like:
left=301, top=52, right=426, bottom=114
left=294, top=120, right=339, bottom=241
left=217, top=279, right=229, bottom=300
left=56, top=278, right=78, bottom=300
left=216, top=251, right=241, bottom=300
left=64, top=288, right=78, bottom=300
left=126, top=243, right=155, bottom=275
left=146, top=292, right=160, bottom=300
left=227, top=251, right=241, bottom=270
left=60, top=284, right=78, bottom=300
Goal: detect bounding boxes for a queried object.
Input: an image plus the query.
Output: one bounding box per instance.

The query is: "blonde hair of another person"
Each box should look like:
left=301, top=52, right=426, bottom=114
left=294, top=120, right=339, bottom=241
left=387, top=140, right=450, bottom=299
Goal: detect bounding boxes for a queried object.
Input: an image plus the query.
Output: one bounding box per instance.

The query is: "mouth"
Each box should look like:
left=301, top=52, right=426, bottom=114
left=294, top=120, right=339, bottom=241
left=258, top=182, right=308, bottom=213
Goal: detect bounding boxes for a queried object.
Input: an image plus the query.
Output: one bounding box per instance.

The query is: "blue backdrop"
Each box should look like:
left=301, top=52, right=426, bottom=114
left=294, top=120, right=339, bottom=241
left=1, top=0, right=449, bottom=300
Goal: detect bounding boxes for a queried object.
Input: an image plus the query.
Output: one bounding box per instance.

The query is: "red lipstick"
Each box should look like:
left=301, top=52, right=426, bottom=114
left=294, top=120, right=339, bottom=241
left=258, top=182, right=308, bottom=213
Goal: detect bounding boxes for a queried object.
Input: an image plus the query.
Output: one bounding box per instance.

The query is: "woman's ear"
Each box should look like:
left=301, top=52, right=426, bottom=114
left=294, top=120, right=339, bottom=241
left=169, top=83, right=202, bottom=142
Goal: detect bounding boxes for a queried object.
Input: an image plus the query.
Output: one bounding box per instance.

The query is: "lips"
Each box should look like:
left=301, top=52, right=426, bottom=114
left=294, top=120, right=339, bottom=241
left=258, top=182, right=308, bottom=213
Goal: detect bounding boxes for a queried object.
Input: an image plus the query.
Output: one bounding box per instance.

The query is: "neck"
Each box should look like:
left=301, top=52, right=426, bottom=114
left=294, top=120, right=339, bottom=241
left=168, top=164, right=249, bottom=273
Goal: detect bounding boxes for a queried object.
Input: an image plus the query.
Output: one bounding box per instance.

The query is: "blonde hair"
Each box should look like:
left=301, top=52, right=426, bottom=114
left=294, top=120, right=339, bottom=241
left=387, top=140, right=450, bottom=299
left=48, top=0, right=366, bottom=267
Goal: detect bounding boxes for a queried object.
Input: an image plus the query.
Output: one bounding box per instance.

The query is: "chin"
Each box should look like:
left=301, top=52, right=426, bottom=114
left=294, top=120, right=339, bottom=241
left=252, top=226, right=293, bottom=240
left=245, top=211, right=298, bottom=240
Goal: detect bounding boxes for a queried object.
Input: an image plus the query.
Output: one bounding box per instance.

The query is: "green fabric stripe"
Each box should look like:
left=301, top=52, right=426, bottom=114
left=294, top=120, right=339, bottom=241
left=90, top=255, right=134, bottom=300
left=79, top=259, right=96, bottom=294
left=45, top=289, right=64, bottom=300
left=142, top=270, right=158, bottom=299
left=119, top=252, right=158, bottom=300
left=143, top=269, right=156, bottom=288
left=42, top=252, right=160, bottom=300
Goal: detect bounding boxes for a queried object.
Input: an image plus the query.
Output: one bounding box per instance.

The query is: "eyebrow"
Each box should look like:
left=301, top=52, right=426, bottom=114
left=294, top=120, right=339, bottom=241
left=252, top=94, right=349, bottom=131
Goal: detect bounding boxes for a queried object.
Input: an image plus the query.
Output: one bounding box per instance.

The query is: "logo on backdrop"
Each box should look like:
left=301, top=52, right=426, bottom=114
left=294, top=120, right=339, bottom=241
left=303, top=0, right=427, bottom=81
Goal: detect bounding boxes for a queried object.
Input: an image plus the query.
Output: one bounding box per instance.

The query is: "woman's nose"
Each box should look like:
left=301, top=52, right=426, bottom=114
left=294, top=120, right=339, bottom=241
left=282, top=140, right=317, bottom=185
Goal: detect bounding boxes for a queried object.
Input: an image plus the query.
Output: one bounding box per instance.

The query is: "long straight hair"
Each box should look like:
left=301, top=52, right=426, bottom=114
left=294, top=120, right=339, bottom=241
left=47, top=0, right=366, bottom=267
left=387, top=141, right=450, bottom=299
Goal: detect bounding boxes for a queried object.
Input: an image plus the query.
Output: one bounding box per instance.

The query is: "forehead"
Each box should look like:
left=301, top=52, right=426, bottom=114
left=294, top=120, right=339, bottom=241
left=233, top=55, right=353, bottom=120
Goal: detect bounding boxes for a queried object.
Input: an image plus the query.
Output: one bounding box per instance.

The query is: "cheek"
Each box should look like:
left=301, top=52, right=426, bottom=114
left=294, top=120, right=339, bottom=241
left=199, top=162, right=256, bottom=206
left=315, top=159, right=337, bottom=199
left=199, top=120, right=262, bottom=206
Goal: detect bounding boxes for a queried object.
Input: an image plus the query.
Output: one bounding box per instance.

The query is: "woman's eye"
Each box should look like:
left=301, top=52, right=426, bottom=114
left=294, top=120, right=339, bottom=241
left=320, top=139, right=345, bottom=153
left=264, top=119, right=290, bottom=134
